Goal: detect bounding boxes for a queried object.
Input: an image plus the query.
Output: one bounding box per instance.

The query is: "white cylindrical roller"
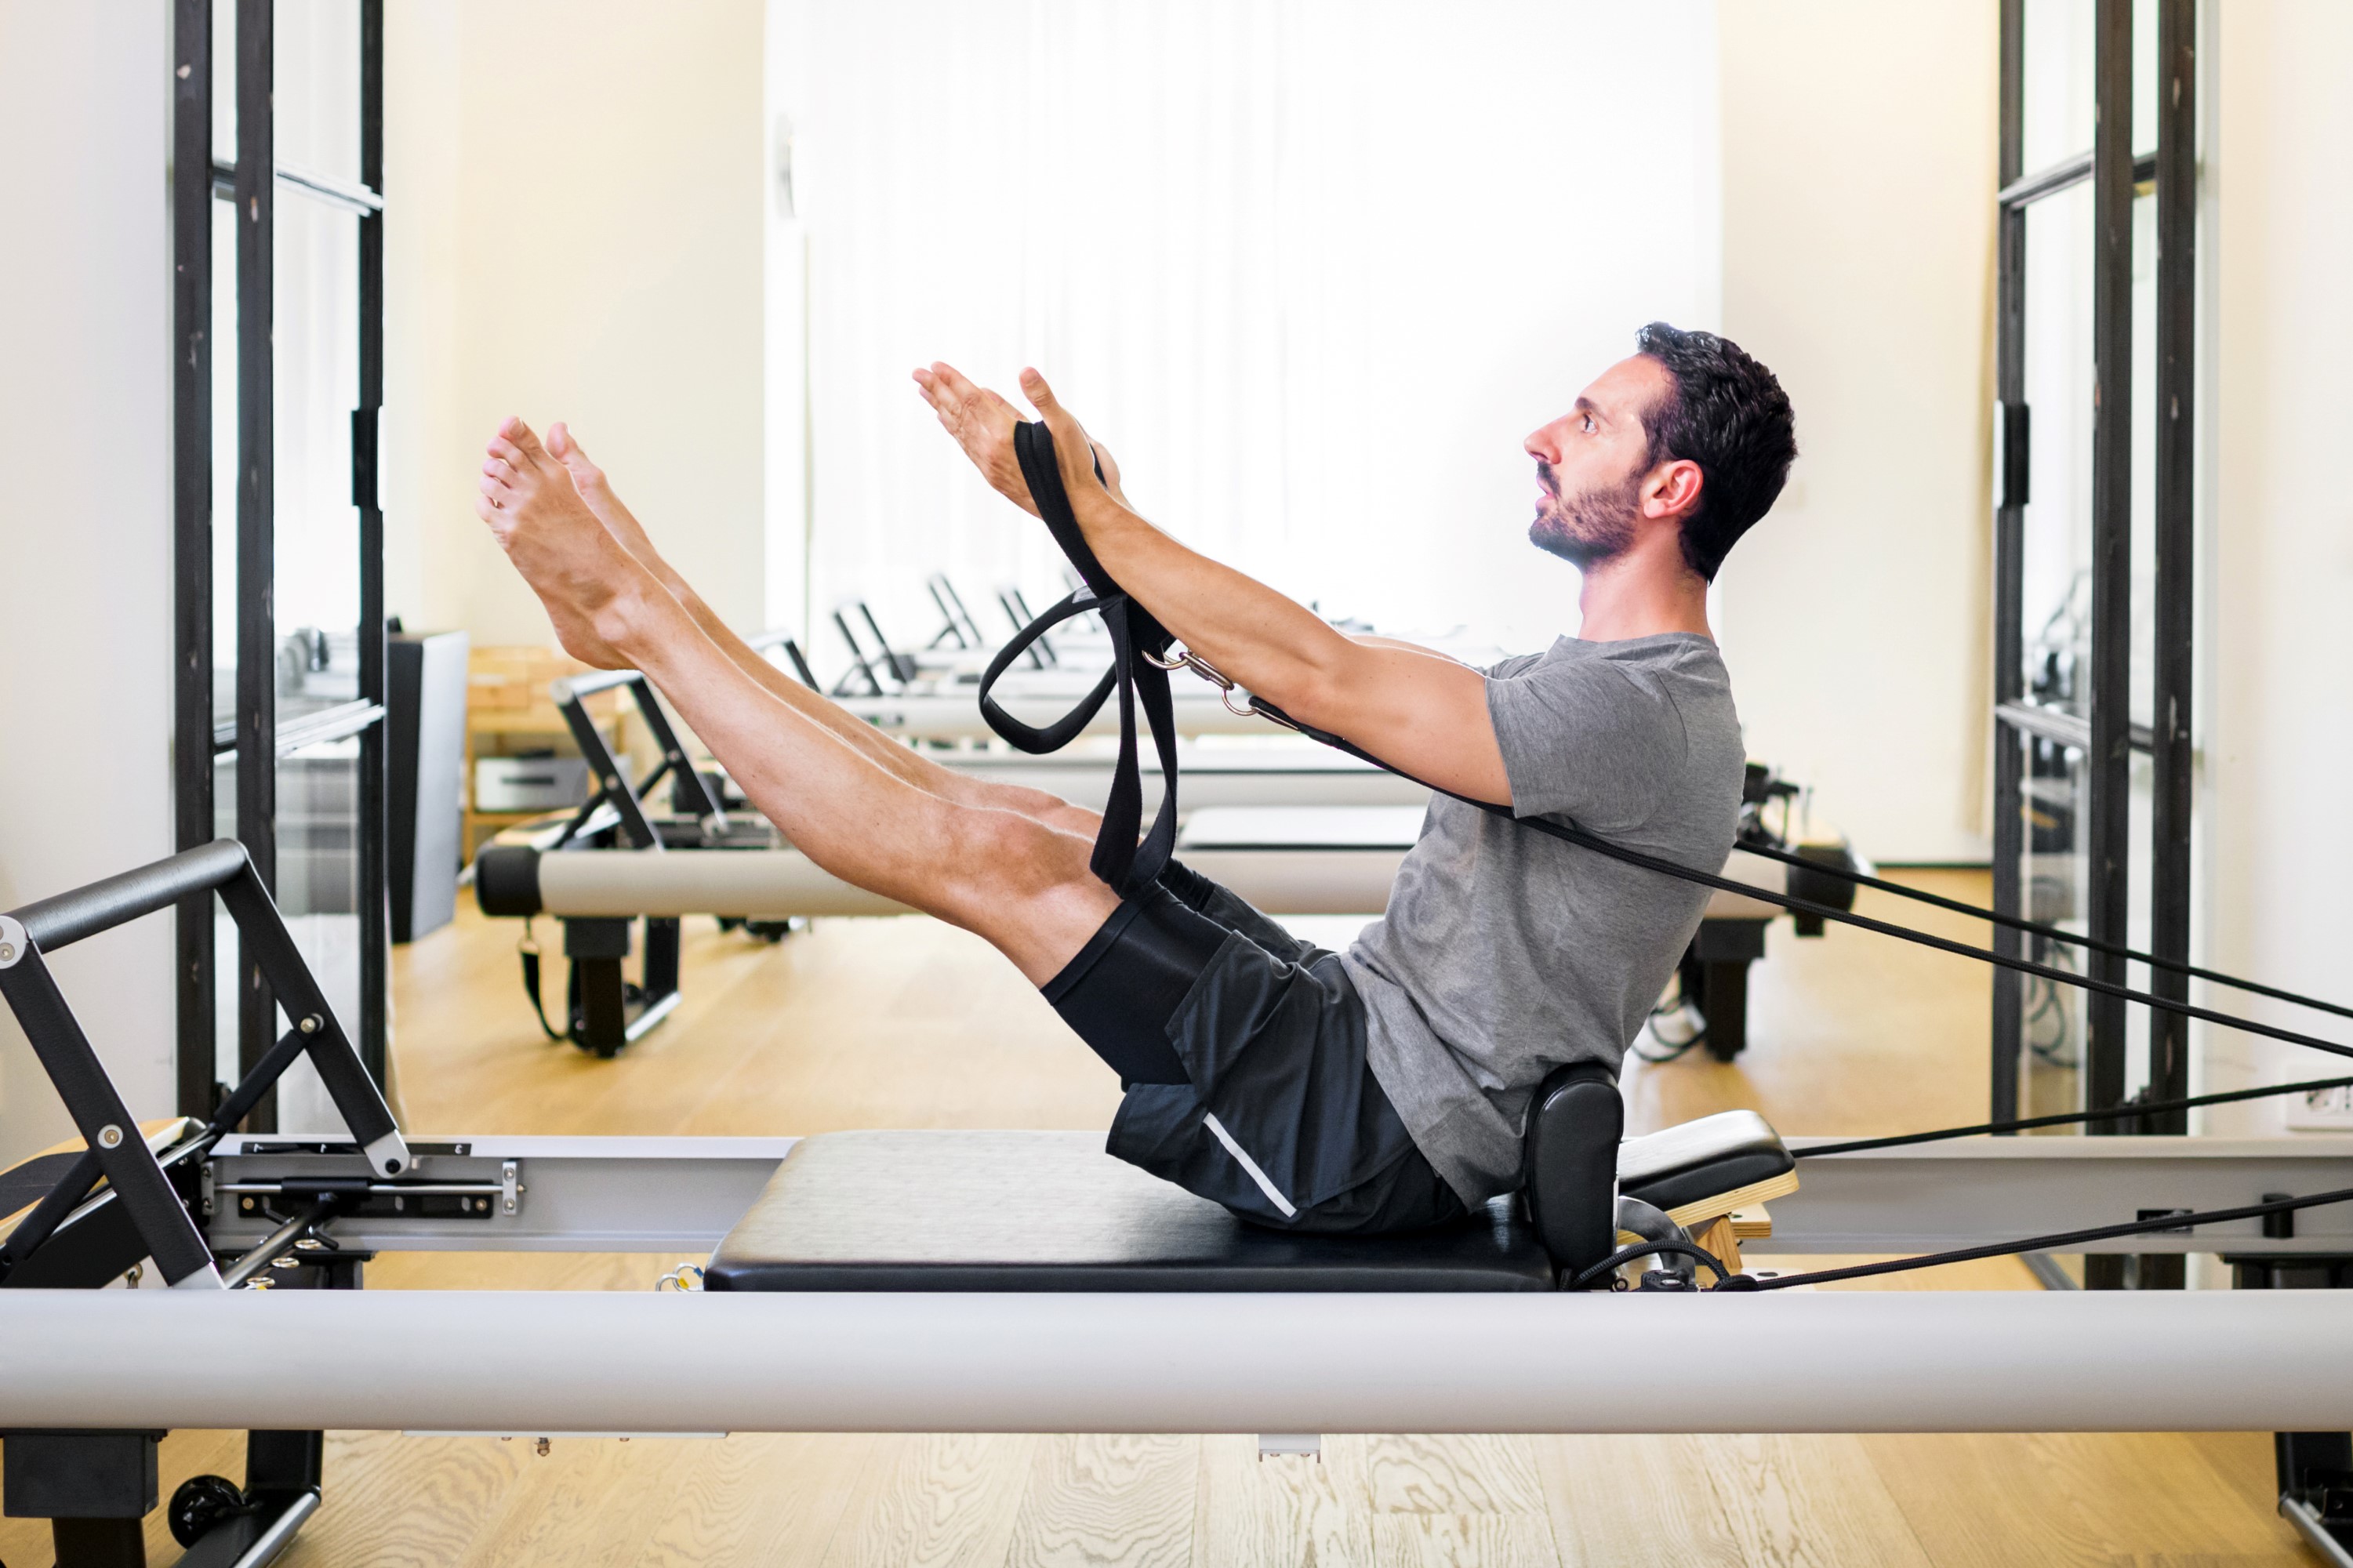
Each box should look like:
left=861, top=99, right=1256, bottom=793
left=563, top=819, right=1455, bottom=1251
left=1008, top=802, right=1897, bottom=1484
left=531, top=840, right=1800, bottom=924
left=1179, top=849, right=1403, bottom=914
left=537, top=850, right=913, bottom=919
left=4, top=1289, right=2347, bottom=1435
left=842, top=691, right=1269, bottom=742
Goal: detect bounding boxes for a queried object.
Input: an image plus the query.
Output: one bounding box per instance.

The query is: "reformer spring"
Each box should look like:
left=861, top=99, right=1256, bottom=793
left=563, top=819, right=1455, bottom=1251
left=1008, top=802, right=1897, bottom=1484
left=982, top=419, right=2353, bottom=1286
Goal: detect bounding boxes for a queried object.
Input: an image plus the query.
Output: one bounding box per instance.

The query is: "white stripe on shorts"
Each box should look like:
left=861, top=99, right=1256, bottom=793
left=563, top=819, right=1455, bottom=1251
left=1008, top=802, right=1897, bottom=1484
left=1200, top=1111, right=1298, bottom=1218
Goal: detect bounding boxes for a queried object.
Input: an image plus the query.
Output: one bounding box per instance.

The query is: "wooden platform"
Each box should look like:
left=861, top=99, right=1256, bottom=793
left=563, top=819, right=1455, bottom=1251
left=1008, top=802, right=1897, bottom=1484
left=2, top=871, right=2306, bottom=1565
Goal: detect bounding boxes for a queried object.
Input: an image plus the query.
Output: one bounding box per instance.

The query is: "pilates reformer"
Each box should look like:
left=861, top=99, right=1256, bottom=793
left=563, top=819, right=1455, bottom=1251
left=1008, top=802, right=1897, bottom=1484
left=6, top=840, right=2353, bottom=1568
left=488, top=620, right=1856, bottom=1059
left=477, top=796, right=1852, bottom=1058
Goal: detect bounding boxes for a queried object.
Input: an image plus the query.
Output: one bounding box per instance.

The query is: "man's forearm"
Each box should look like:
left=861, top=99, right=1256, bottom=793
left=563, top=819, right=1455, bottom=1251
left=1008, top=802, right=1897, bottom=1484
left=1072, top=498, right=1360, bottom=720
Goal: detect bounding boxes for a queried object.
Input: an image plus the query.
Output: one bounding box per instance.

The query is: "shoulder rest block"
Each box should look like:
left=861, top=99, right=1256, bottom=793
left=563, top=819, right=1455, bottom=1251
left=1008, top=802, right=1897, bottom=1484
left=1616, top=1110, right=1793, bottom=1215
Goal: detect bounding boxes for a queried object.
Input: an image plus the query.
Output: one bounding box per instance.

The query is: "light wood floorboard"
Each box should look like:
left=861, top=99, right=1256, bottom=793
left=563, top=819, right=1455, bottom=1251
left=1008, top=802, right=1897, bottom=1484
left=16, top=873, right=2289, bottom=1566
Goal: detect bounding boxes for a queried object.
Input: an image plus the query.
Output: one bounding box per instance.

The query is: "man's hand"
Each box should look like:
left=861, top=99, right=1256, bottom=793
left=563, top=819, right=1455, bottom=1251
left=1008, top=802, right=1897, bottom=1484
left=913, top=361, right=1130, bottom=517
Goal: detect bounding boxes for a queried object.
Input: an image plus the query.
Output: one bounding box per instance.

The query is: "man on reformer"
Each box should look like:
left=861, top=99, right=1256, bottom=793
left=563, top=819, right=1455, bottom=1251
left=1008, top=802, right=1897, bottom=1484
left=474, top=321, right=1796, bottom=1236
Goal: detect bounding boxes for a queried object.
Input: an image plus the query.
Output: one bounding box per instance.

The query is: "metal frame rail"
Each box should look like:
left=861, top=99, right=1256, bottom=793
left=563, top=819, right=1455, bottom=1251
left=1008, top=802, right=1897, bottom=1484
left=0, top=840, right=406, bottom=1568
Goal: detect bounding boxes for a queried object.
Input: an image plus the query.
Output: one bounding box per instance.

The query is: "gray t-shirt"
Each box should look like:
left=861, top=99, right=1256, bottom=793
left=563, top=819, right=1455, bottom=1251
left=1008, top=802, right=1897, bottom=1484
left=1339, top=633, right=1745, bottom=1204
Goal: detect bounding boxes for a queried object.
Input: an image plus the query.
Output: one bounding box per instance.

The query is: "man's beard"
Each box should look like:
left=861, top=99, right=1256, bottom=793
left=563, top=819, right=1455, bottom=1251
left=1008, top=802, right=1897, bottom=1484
left=1528, top=462, right=1641, bottom=569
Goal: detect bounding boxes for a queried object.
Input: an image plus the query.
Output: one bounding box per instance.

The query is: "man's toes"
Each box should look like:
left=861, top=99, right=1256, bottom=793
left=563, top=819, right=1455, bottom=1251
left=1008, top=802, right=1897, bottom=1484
left=546, top=421, right=606, bottom=492
left=498, top=416, right=550, bottom=461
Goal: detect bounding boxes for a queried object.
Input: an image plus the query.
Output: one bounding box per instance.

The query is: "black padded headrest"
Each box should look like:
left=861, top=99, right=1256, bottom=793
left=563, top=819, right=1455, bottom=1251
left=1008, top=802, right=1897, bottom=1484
left=1617, top=1110, right=1793, bottom=1216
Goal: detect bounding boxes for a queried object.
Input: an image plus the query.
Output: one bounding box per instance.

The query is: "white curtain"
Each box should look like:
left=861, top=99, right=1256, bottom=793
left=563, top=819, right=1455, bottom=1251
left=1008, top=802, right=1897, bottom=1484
left=772, top=0, right=1719, bottom=675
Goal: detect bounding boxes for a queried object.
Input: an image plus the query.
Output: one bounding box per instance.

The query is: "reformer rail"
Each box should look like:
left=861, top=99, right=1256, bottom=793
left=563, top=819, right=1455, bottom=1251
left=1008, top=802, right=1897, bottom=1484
left=4, top=1289, right=2348, bottom=1435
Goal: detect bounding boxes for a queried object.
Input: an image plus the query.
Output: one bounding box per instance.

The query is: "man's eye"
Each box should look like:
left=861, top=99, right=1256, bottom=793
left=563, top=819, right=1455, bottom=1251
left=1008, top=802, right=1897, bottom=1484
left=1581, top=415, right=1595, bottom=433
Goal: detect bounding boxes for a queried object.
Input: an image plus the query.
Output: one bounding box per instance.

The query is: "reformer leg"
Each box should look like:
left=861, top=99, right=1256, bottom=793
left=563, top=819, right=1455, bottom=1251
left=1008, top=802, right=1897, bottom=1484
left=1691, top=918, right=1767, bottom=1062
left=4, top=1429, right=158, bottom=1568
left=565, top=918, right=632, bottom=1058
left=2226, top=1243, right=2353, bottom=1558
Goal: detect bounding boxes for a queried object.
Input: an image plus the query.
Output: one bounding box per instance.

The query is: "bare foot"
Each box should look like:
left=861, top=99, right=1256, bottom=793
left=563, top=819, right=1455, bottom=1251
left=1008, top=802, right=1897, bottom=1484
left=543, top=422, right=688, bottom=597
left=475, top=416, right=664, bottom=668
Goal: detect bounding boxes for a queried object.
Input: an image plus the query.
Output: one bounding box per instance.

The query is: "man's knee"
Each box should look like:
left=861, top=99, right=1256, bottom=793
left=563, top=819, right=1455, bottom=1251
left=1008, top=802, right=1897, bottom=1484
left=941, top=804, right=1098, bottom=906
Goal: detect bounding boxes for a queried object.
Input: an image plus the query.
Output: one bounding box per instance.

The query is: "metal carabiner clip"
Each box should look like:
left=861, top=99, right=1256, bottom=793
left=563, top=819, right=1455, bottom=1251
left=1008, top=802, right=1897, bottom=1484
left=1141, top=643, right=1233, bottom=692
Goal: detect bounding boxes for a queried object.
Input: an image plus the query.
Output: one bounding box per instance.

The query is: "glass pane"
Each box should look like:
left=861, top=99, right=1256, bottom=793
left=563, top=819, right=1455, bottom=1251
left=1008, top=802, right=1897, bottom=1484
left=212, top=749, right=238, bottom=1091
left=272, top=0, right=362, bottom=185
left=274, top=733, right=364, bottom=1132
left=212, top=196, right=239, bottom=732
left=2123, top=746, right=2155, bottom=1093
left=2128, top=192, right=2158, bottom=730
left=2133, top=0, right=2160, bottom=158
left=2020, top=0, right=2095, bottom=173
left=2019, top=182, right=2095, bottom=717
left=211, top=0, right=234, bottom=169
left=216, top=736, right=365, bottom=1130
left=2019, top=731, right=2087, bottom=1121
left=273, top=195, right=363, bottom=725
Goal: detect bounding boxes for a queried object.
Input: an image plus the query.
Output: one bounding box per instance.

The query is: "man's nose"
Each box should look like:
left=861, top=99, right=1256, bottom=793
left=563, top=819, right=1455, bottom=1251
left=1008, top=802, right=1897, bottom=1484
left=1524, top=428, right=1557, bottom=463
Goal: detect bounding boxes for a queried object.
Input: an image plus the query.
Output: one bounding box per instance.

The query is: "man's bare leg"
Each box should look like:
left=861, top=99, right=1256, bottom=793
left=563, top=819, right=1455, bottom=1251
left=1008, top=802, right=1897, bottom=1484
left=492, top=419, right=1100, bottom=840
left=476, top=419, right=1120, bottom=982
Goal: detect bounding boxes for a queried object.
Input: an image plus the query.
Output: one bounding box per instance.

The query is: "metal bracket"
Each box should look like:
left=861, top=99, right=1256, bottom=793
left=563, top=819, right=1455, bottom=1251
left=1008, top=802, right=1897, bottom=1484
left=0, top=914, right=25, bottom=969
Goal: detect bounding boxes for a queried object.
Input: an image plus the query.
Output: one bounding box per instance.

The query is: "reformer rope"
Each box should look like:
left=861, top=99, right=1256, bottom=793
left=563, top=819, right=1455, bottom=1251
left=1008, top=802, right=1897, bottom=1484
left=1797, top=1073, right=2353, bottom=1157
left=979, top=423, right=2353, bottom=1069
left=979, top=421, right=2353, bottom=1284
left=1727, top=1184, right=2353, bottom=1291
left=1723, top=833, right=2353, bottom=1025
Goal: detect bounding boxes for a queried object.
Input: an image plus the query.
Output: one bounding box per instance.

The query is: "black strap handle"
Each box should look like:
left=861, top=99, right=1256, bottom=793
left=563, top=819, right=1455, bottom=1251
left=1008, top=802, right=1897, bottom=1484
left=979, top=423, right=1182, bottom=895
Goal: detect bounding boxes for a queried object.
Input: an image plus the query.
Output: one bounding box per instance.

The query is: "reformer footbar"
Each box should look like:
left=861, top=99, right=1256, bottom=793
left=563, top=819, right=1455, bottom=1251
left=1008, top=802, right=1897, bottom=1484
left=983, top=419, right=2353, bottom=1290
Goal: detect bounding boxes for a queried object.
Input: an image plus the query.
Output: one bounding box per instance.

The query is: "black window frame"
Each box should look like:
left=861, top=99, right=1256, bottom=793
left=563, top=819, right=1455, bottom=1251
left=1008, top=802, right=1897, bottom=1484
left=1988, top=0, right=2198, bottom=1284
left=172, top=0, right=389, bottom=1127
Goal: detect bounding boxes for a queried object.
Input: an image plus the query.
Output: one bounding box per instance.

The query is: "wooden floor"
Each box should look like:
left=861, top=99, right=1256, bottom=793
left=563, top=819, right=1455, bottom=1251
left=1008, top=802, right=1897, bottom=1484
left=9, top=873, right=2311, bottom=1566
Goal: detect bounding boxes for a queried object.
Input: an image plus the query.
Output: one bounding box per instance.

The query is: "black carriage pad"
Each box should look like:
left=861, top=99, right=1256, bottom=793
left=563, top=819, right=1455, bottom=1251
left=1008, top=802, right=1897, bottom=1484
left=703, top=1130, right=1555, bottom=1293
left=1618, top=1110, right=1797, bottom=1226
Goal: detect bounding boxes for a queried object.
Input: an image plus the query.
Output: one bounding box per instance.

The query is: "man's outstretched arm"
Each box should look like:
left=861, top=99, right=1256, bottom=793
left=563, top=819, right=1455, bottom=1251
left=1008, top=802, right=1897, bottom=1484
left=915, top=365, right=1512, bottom=806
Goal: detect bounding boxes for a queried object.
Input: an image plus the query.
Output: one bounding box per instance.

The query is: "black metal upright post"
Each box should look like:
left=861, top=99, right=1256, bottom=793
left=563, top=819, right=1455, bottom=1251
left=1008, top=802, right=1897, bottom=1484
left=2146, top=0, right=2196, bottom=1134
left=1988, top=0, right=2028, bottom=1126
left=2125, top=0, right=2200, bottom=1296
left=235, top=0, right=278, bottom=1129
left=355, top=0, right=390, bottom=1089
left=172, top=0, right=217, bottom=1120
left=2081, top=0, right=2136, bottom=1291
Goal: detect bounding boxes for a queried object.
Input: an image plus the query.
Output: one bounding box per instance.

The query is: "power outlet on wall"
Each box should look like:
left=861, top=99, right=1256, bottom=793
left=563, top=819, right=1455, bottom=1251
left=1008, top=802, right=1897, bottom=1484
left=2285, top=1083, right=2353, bottom=1131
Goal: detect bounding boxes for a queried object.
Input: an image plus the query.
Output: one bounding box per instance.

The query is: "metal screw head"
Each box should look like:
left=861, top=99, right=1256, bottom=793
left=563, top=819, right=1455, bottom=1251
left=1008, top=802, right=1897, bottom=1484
left=300, top=1014, right=321, bottom=1034
left=0, top=944, right=14, bottom=964
left=0, top=915, right=24, bottom=967
left=97, top=1124, right=124, bottom=1149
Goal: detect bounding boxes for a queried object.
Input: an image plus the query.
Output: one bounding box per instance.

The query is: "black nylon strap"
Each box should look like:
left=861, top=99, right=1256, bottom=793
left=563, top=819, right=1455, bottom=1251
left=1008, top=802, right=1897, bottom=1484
left=517, top=921, right=566, bottom=1044
left=979, top=423, right=1182, bottom=895
left=983, top=443, right=2353, bottom=1067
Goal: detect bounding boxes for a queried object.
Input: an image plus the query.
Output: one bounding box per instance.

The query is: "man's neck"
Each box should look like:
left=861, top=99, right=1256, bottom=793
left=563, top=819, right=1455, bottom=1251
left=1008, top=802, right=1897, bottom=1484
left=1573, top=549, right=1714, bottom=643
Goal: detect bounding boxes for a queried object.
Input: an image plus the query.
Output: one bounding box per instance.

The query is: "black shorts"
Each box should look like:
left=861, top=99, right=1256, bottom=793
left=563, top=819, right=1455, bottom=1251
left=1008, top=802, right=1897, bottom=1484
left=1042, top=859, right=1469, bottom=1236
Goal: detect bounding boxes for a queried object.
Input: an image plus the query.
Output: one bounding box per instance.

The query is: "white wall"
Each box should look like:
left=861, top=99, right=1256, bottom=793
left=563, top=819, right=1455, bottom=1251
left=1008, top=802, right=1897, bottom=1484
left=776, top=0, right=1721, bottom=670
left=383, top=0, right=767, bottom=648
left=2195, top=1, right=2353, bottom=1134
left=0, top=1, right=178, bottom=1165
left=1716, top=1, right=1999, bottom=862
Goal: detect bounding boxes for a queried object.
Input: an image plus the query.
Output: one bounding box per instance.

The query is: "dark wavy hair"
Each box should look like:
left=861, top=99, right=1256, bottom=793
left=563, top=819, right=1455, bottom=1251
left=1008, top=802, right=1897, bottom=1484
left=1633, top=322, right=1797, bottom=581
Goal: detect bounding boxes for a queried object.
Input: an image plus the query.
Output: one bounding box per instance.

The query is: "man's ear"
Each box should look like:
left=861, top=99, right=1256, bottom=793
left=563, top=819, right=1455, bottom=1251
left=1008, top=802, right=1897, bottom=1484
left=1643, top=458, right=1704, bottom=523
